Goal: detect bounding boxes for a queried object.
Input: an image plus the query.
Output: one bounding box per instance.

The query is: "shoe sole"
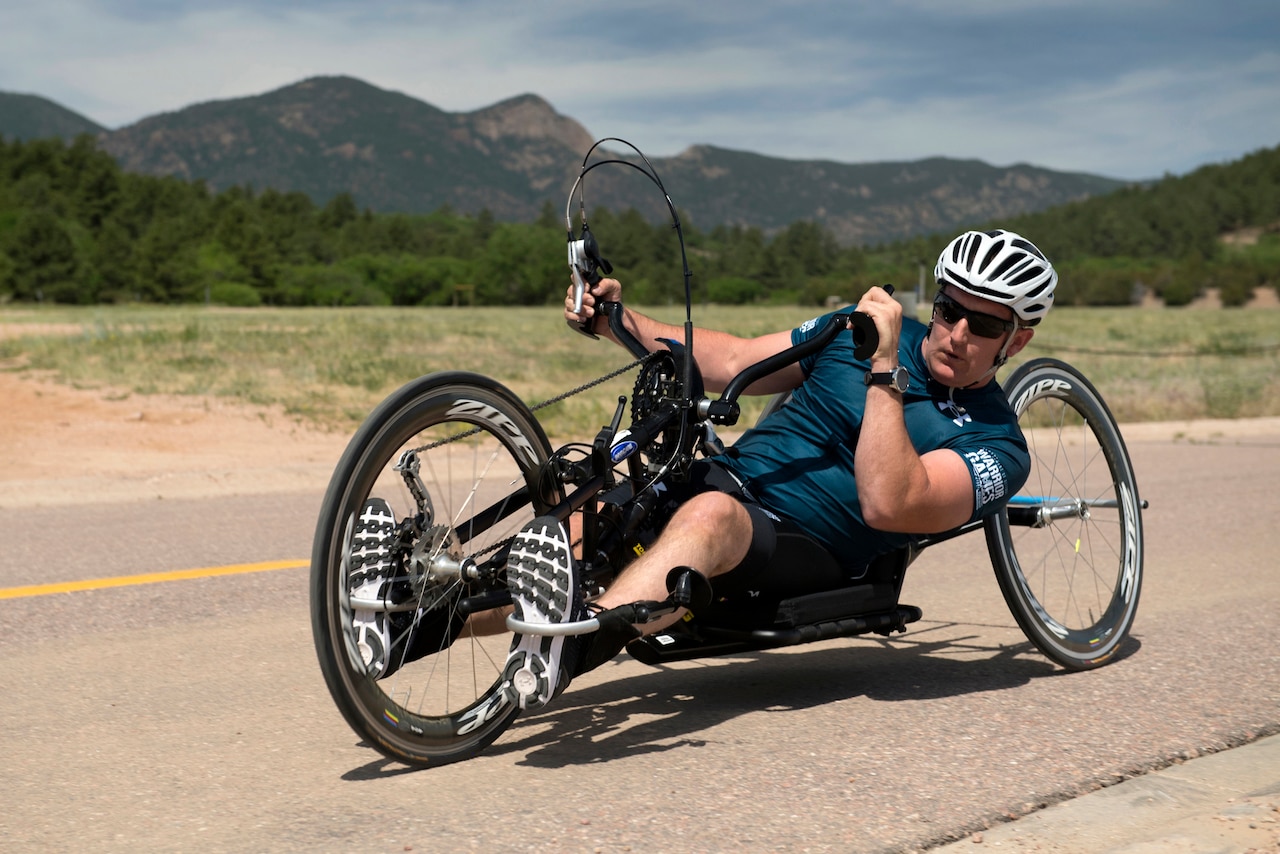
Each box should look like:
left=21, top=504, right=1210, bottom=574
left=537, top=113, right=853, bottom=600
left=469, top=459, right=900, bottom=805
left=349, top=498, right=397, bottom=678
left=503, top=517, right=576, bottom=710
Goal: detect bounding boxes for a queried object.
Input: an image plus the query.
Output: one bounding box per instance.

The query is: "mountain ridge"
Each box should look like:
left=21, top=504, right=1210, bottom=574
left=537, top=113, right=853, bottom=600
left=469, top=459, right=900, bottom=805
left=1, top=76, right=1126, bottom=245
left=0, top=91, right=106, bottom=142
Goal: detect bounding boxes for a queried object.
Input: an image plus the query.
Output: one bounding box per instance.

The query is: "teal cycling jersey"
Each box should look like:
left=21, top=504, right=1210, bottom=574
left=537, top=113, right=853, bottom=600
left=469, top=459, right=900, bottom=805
left=711, top=308, right=1030, bottom=568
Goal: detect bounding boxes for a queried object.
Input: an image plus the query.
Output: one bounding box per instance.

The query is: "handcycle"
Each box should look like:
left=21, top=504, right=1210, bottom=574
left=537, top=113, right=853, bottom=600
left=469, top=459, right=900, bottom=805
left=310, top=142, right=1146, bottom=769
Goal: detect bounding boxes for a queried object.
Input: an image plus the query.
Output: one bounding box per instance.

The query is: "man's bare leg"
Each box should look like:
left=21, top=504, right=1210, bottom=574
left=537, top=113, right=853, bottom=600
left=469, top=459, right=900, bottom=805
left=591, top=491, right=753, bottom=633
left=462, top=492, right=752, bottom=637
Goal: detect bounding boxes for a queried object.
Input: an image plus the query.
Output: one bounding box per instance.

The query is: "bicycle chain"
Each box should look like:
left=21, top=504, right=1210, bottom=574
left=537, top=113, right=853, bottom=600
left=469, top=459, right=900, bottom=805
left=530, top=354, right=656, bottom=413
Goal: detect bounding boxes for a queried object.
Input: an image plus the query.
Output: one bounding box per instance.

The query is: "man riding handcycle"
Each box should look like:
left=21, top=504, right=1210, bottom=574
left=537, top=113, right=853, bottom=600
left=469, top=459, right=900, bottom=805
left=496, top=227, right=1055, bottom=711
left=310, top=207, right=1143, bottom=771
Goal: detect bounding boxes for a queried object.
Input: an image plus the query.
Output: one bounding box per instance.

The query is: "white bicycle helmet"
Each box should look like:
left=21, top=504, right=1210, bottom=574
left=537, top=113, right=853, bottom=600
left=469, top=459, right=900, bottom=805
left=934, top=229, right=1057, bottom=325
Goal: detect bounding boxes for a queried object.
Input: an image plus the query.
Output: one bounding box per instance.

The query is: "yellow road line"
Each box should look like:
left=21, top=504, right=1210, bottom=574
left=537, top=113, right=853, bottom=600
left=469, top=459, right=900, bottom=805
left=0, top=559, right=308, bottom=600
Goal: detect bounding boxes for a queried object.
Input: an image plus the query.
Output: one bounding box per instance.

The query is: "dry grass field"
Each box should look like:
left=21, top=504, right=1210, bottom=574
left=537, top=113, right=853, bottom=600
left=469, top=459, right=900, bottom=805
left=2, top=302, right=1278, bottom=443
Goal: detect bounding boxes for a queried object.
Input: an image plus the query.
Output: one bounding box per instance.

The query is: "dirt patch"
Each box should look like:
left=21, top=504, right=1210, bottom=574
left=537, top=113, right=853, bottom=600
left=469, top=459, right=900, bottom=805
left=0, top=372, right=350, bottom=508
left=2, top=372, right=1278, bottom=509
left=0, top=323, right=88, bottom=340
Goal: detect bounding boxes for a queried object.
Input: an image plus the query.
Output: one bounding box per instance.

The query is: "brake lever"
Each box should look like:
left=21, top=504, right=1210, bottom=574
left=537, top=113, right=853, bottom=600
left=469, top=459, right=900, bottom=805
left=567, top=224, right=613, bottom=338
left=568, top=242, right=595, bottom=314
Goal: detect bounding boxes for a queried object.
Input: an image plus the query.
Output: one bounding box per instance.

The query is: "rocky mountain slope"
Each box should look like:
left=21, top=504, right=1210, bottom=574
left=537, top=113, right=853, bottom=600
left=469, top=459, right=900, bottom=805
left=3, top=76, right=1125, bottom=245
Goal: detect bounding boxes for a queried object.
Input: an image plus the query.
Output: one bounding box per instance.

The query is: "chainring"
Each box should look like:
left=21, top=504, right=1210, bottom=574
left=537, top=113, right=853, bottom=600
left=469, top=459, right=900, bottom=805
left=629, top=351, right=683, bottom=463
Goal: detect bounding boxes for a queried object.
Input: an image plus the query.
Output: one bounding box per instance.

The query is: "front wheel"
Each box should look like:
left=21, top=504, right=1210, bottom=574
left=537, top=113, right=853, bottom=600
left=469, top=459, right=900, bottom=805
left=987, top=359, right=1144, bottom=671
left=310, top=372, right=561, bottom=767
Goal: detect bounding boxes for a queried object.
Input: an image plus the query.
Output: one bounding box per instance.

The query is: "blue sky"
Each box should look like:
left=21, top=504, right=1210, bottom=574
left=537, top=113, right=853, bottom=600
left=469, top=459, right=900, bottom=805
left=1, top=0, right=1277, bottom=180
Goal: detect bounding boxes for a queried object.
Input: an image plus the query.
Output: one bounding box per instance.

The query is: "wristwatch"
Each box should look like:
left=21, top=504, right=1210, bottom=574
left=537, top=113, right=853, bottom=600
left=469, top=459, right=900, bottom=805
left=865, top=365, right=910, bottom=393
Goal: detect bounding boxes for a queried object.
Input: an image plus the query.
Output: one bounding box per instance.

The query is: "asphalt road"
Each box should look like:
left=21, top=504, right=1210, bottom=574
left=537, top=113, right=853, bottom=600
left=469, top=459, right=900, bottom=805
left=2, top=427, right=1278, bottom=853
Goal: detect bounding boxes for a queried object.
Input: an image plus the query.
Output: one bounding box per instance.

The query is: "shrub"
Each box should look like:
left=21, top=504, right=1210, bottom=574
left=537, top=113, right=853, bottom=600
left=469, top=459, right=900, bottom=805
left=209, top=281, right=262, bottom=307
left=275, top=264, right=390, bottom=306
left=705, top=275, right=762, bottom=304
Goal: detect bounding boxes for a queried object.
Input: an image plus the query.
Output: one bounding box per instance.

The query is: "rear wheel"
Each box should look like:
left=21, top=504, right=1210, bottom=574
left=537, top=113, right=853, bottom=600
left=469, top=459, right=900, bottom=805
left=987, top=359, right=1144, bottom=670
left=311, top=372, right=561, bottom=766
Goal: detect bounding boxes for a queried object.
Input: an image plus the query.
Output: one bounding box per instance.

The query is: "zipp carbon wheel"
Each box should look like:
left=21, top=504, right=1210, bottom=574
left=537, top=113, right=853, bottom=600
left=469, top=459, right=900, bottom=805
left=311, top=372, right=560, bottom=766
left=986, top=358, right=1144, bottom=671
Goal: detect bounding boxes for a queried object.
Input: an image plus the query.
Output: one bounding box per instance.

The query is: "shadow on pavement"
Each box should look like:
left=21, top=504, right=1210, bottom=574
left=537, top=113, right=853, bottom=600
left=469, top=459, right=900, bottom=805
left=493, top=630, right=1069, bottom=769
left=335, top=629, right=1143, bottom=777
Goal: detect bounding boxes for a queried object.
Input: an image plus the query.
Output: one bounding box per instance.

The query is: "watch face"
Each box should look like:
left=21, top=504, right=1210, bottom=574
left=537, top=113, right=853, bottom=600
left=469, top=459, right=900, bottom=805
left=891, top=366, right=910, bottom=392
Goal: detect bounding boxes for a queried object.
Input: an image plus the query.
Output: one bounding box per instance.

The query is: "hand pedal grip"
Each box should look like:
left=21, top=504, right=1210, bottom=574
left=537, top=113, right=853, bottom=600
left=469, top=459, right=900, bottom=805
left=666, top=566, right=713, bottom=612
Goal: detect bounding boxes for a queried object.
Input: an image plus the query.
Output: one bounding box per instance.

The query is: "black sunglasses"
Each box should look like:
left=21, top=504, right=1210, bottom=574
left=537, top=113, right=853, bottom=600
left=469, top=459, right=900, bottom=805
left=932, top=291, right=1017, bottom=339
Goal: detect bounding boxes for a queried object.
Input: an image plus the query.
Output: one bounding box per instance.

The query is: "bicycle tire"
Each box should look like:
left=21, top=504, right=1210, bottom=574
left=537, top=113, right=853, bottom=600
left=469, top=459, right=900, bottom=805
left=986, top=358, right=1144, bottom=670
left=310, top=372, right=560, bottom=767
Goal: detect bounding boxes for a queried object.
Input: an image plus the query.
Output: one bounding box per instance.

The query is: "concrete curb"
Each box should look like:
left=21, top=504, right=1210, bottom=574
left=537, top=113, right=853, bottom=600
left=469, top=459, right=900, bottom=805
left=930, top=733, right=1280, bottom=852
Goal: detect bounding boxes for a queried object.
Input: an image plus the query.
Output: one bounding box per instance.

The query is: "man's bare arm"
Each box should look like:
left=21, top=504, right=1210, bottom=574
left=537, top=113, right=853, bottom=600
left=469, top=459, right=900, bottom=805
left=851, top=285, right=975, bottom=533
left=567, top=278, right=803, bottom=394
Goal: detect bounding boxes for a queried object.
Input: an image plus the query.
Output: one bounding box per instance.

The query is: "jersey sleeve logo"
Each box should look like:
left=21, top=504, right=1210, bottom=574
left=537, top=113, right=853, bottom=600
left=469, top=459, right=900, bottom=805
left=964, top=447, right=1009, bottom=509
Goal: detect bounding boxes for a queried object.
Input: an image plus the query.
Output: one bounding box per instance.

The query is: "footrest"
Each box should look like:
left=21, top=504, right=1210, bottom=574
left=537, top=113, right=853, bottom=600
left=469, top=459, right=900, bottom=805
left=627, top=605, right=924, bottom=665
left=506, top=614, right=600, bottom=637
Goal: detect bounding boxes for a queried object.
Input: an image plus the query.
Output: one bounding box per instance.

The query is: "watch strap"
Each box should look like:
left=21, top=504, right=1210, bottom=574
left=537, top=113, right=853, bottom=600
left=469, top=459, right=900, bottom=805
left=864, top=366, right=909, bottom=392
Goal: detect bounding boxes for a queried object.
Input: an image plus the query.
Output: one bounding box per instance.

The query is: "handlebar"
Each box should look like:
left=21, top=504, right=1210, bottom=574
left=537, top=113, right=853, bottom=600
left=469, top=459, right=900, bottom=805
left=702, top=312, right=853, bottom=424
left=596, top=301, right=649, bottom=359
left=701, top=310, right=874, bottom=425
left=707, top=285, right=888, bottom=424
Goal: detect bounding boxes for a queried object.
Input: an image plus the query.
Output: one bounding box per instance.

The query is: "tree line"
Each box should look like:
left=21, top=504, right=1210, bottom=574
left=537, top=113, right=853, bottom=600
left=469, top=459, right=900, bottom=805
left=1, top=134, right=1277, bottom=308
left=870, top=144, right=1280, bottom=307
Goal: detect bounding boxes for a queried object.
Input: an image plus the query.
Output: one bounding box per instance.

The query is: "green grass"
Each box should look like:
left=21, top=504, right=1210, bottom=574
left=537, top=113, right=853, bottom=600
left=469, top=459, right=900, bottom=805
left=2, top=303, right=1277, bottom=439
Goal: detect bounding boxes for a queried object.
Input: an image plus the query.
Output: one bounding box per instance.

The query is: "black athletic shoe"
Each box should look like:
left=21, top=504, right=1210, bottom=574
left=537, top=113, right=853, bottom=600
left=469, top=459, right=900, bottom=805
left=502, top=516, right=588, bottom=710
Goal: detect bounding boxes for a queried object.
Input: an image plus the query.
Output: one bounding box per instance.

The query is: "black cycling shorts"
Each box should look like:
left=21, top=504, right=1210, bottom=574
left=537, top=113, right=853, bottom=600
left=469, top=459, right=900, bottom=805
left=651, top=459, right=854, bottom=601
left=653, top=458, right=778, bottom=581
